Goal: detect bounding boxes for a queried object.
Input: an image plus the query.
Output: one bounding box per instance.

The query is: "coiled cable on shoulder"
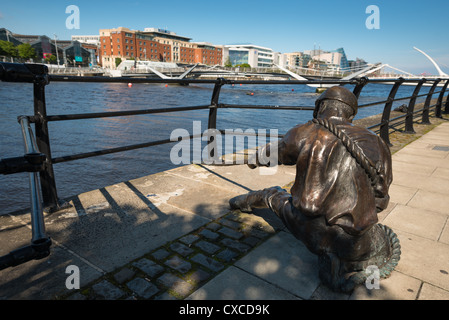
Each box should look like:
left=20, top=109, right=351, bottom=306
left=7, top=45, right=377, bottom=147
left=311, top=118, right=383, bottom=187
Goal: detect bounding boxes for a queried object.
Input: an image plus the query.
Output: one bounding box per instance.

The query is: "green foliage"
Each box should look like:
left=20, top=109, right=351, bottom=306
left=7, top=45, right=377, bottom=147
left=235, top=63, right=251, bottom=68
left=0, top=40, right=18, bottom=57
left=44, top=54, right=57, bottom=64
left=115, top=57, right=122, bottom=67
left=0, top=41, right=37, bottom=61
left=17, top=43, right=36, bottom=60
left=223, top=58, right=251, bottom=68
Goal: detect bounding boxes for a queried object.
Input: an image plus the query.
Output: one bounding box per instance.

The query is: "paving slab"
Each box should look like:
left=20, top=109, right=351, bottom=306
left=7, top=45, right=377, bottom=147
left=439, top=220, right=449, bottom=245
left=309, top=284, right=350, bottom=300
left=388, top=184, right=418, bottom=205
left=406, top=189, right=449, bottom=215
left=234, top=231, right=321, bottom=299
left=391, top=160, right=436, bottom=176
left=186, top=266, right=300, bottom=300
left=395, top=230, right=449, bottom=291
left=393, top=151, right=449, bottom=169
left=431, top=167, right=449, bottom=180
left=382, top=204, right=447, bottom=241
left=349, top=271, right=421, bottom=300
left=418, top=283, right=449, bottom=300
left=392, top=171, right=449, bottom=195
left=0, top=214, right=31, bottom=254
left=394, top=145, right=449, bottom=159
left=129, top=168, right=242, bottom=220
left=417, top=136, right=449, bottom=146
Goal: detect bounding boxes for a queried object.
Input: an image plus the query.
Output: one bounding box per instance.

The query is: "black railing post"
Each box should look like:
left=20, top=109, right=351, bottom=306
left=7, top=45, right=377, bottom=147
left=352, top=77, right=368, bottom=98
left=435, top=79, right=449, bottom=118
left=33, top=70, right=60, bottom=212
left=422, top=79, right=441, bottom=124
left=379, top=78, right=404, bottom=146
left=404, top=78, right=426, bottom=133
left=207, top=78, right=225, bottom=161
left=444, top=90, right=449, bottom=114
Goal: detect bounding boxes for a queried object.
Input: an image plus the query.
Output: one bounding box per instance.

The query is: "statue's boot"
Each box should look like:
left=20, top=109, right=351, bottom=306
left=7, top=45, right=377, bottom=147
left=229, top=187, right=401, bottom=293
left=229, top=186, right=287, bottom=213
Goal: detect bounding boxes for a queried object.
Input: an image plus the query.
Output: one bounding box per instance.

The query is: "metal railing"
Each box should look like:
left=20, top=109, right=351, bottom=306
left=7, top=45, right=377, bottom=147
left=0, top=62, right=448, bottom=269
left=0, top=114, right=51, bottom=270
left=47, top=66, right=104, bottom=75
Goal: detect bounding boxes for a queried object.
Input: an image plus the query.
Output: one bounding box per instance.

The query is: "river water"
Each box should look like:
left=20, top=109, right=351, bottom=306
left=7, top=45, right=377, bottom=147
left=0, top=80, right=432, bottom=213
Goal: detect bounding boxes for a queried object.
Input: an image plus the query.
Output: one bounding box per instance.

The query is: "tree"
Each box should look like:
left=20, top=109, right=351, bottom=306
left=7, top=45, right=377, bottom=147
left=236, top=63, right=251, bottom=68
left=0, top=40, right=18, bottom=58
left=17, top=43, right=36, bottom=60
left=44, top=54, right=57, bottom=64
left=115, top=57, right=122, bottom=67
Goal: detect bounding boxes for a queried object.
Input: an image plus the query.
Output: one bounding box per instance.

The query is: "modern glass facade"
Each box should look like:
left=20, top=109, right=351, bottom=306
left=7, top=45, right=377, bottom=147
left=225, top=45, right=276, bottom=68
left=64, top=41, right=91, bottom=66
left=229, top=50, right=249, bottom=66
left=334, top=48, right=349, bottom=71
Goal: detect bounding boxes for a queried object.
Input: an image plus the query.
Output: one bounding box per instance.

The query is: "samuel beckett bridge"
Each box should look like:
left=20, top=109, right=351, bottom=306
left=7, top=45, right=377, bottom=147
left=108, top=47, right=448, bottom=86
left=45, top=47, right=448, bottom=86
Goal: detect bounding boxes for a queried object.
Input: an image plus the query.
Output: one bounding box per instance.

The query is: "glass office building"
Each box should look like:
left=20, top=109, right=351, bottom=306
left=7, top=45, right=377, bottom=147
left=225, top=44, right=277, bottom=68
left=333, top=47, right=349, bottom=71
left=228, top=50, right=249, bottom=66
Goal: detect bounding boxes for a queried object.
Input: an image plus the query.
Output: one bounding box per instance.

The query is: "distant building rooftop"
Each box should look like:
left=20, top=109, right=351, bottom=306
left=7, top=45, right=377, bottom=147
left=143, top=28, right=191, bottom=42
left=71, top=35, right=100, bottom=45
left=11, top=33, right=42, bottom=44
left=225, top=44, right=274, bottom=53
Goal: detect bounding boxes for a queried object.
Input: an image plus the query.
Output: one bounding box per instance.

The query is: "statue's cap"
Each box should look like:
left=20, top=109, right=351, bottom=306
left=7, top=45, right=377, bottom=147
left=314, top=86, right=358, bottom=118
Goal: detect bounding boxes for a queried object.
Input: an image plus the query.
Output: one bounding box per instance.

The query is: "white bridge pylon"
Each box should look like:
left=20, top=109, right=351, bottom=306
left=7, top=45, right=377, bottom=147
left=413, top=47, right=449, bottom=78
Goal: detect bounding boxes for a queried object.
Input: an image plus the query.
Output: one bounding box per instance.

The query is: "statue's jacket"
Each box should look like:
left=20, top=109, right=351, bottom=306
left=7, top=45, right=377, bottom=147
left=260, top=118, right=392, bottom=236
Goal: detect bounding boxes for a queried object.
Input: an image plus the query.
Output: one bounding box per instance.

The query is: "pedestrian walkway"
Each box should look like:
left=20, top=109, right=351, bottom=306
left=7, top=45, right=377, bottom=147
left=188, top=122, right=449, bottom=300
left=1, top=122, right=449, bottom=300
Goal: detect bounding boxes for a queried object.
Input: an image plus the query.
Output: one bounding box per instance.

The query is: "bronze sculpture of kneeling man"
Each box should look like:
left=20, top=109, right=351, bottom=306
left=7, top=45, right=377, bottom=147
left=230, top=86, right=401, bottom=293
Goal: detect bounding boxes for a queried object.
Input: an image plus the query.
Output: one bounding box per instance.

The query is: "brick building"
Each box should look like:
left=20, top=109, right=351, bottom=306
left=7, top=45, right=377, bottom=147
left=99, top=27, right=171, bottom=68
left=99, top=27, right=223, bottom=68
left=142, top=28, right=197, bottom=64
left=194, top=42, right=223, bottom=66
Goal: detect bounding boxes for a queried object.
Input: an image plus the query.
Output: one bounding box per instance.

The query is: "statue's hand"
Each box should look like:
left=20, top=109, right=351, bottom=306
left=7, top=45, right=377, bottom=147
left=247, top=163, right=257, bottom=169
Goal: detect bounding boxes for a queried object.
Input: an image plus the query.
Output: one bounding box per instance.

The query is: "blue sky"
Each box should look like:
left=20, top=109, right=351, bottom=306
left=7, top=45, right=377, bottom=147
left=1, top=0, right=448, bottom=74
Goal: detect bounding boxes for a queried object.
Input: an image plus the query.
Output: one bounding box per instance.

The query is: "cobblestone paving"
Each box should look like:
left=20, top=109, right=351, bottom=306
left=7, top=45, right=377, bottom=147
left=61, top=209, right=284, bottom=300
